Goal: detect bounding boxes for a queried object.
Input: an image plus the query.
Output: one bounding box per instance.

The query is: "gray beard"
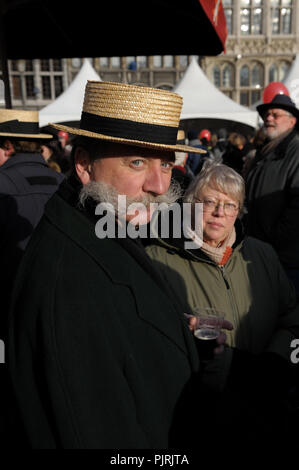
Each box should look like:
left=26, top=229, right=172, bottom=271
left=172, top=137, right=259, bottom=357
left=79, top=179, right=182, bottom=212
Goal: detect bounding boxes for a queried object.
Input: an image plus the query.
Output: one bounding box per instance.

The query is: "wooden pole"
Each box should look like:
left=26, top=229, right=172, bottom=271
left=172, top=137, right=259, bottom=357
left=0, top=0, right=12, bottom=108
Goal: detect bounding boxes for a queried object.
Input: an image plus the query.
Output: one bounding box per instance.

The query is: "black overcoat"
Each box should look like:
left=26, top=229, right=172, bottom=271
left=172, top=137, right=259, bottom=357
left=246, top=129, right=299, bottom=268
left=8, top=181, right=201, bottom=449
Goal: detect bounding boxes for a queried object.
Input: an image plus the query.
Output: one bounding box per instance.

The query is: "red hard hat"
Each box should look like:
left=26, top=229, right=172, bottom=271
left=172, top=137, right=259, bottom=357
left=58, top=130, right=69, bottom=139
left=199, top=129, right=211, bottom=141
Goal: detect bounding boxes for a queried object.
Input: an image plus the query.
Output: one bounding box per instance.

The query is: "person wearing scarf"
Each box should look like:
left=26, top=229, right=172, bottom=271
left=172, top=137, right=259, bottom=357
left=146, top=161, right=299, bottom=441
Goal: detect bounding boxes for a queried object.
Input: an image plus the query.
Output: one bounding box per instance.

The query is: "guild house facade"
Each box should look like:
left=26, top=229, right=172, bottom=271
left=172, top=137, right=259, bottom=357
left=1, top=0, right=299, bottom=110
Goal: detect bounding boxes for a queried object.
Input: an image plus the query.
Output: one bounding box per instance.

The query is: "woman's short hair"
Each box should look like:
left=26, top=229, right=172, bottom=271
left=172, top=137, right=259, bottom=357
left=184, top=160, right=245, bottom=210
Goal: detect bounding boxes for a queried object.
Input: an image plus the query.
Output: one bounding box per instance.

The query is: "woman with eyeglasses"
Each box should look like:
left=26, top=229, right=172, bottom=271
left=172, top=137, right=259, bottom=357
left=146, top=161, right=299, bottom=434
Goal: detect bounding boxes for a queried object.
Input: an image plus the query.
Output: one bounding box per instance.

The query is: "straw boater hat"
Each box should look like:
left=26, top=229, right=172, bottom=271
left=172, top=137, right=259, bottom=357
left=50, top=81, right=205, bottom=154
left=0, top=109, right=52, bottom=139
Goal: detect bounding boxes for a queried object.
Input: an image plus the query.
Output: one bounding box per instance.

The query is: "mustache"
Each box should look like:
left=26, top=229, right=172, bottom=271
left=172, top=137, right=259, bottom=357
left=79, top=179, right=182, bottom=211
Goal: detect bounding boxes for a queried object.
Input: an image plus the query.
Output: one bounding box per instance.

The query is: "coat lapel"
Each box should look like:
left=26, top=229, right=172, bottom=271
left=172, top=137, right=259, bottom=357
left=45, top=191, right=190, bottom=357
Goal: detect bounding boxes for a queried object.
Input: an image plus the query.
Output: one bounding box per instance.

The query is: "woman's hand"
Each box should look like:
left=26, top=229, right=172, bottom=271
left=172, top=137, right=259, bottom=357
left=184, top=313, right=233, bottom=355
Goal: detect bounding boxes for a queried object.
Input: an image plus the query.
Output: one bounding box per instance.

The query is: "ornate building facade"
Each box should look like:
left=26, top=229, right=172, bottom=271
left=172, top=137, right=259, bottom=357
left=2, top=56, right=194, bottom=110
left=202, top=0, right=299, bottom=106
left=1, top=1, right=299, bottom=110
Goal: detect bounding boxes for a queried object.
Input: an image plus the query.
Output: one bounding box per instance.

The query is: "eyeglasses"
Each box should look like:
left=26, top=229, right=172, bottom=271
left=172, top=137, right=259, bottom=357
left=195, top=198, right=239, bottom=216
left=264, top=111, right=291, bottom=120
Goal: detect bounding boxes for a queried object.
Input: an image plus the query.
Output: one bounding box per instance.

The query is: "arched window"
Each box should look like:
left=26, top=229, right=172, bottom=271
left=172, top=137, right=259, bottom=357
left=279, top=61, right=290, bottom=81
left=269, top=64, right=279, bottom=82
left=251, top=63, right=263, bottom=87
left=213, top=66, right=221, bottom=88
left=240, top=65, right=250, bottom=86
left=240, top=63, right=264, bottom=106
left=268, top=61, right=290, bottom=83
left=223, top=64, right=234, bottom=88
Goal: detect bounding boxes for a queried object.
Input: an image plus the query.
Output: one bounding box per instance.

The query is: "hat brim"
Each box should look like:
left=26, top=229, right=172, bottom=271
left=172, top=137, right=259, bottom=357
left=50, top=123, right=206, bottom=155
left=257, top=102, right=299, bottom=120
left=0, top=132, right=52, bottom=139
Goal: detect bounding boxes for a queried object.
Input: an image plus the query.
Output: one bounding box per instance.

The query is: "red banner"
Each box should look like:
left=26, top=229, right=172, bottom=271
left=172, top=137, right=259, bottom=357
left=199, top=0, right=227, bottom=51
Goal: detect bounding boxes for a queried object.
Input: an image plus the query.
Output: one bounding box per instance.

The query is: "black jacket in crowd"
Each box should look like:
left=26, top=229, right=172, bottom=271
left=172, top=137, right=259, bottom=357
left=245, top=128, right=299, bottom=269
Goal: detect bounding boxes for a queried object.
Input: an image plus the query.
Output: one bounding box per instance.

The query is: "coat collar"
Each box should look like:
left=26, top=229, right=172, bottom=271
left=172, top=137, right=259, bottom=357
left=0, top=152, right=49, bottom=169
left=44, top=178, right=193, bottom=358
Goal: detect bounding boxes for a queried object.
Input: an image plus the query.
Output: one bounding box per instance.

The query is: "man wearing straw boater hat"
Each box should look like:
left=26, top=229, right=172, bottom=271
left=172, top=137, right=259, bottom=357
left=0, top=109, right=64, bottom=447
left=7, top=81, right=235, bottom=449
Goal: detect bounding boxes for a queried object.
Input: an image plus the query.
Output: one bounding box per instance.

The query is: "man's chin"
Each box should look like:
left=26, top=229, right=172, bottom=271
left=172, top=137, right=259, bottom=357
left=126, top=208, right=151, bottom=226
left=265, top=127, right=278, bottom=140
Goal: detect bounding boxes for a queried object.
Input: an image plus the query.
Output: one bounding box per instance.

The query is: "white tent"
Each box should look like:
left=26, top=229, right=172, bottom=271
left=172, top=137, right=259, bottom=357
left=39, top=59, right=101, bottom=127
left=173, top=58, right=258, bottom=129
left=283, top=54, right=299, bottom=108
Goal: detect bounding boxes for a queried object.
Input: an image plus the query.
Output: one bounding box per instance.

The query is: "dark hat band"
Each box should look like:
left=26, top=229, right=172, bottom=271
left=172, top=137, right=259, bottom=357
left=0, top=119, right=40, bottom=134
left=80, top=112, right=178, bottom=145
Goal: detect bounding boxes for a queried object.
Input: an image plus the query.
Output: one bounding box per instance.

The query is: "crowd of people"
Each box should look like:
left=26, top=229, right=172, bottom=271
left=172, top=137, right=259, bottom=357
left=0, top=81, right=298, bottom=452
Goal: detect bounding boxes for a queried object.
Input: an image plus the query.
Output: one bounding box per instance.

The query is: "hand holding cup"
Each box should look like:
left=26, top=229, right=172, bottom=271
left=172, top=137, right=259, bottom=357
left=185, top=307, right=233, bottom=359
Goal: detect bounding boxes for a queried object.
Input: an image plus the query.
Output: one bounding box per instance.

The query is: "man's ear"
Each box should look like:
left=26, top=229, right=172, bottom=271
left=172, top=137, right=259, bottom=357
left=4, top=139, right=15, bottom=157
left=74, top=147, right=92, bottom=185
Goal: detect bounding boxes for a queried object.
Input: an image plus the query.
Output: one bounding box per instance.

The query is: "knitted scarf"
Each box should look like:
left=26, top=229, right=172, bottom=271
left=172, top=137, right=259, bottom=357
left=186, top=225, right=236, bottom=266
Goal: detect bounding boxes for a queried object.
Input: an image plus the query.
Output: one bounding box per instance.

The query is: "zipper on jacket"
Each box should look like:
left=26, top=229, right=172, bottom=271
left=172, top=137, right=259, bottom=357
left=219, top=265, right=240, bottom=331
left=219, top=266, right=230, bottom=290
left=185, top=249, right=240, bottom=328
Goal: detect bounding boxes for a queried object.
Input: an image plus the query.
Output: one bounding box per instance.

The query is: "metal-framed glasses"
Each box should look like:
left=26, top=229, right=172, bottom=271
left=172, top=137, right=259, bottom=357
left=195, top=198, right=239, bottom=216
left=264, top=111, right=292, bottom=120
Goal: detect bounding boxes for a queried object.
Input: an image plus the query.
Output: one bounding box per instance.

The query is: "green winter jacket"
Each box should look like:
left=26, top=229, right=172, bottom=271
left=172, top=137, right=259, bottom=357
left=146, top=223, right=299, bottom=390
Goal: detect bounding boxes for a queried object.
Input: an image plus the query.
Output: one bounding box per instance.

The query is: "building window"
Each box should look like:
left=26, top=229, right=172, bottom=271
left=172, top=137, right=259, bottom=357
left=12, top=75, right=21, bottom=99
left=111, top=57, right=121, bottom=68
left=179, top=56, right=188, bottom=67
left=42, top=76, right=51, bottom=99
left=223, top=0, right=233, bottom=35
left=137, top=56, right=147, bottom=68
left=269, top=61, right=290, bottom=82
left=252, top=63, right=263, bottom=86
left=213, top=66, right=221, bottom=87
left=25, top=60, right=33, bottom=72
left=53, top=59, right=62, bottom=72
left=40, top=59, right=64, bottom=100
left=212, top=63, right=234, bottom=98
left=240, top=91, right=250, bottom=106
left=271, top=0, right=292, bottom=35
left=25, top=76, right=35, bottom=98
left=54, top=76, right=63, bottom=98
left=240, top=65, right=250, bottom=86
left=164, top=56, right=174, bottom=68
left=240, top=62, right=263, bottom=105
left=72, top=58, right=82, bottom=68
left=240, top=0, right=263, bottom=35
left=222, top=64, right=234, bottom=88
left=11, top=61, right=18, bottom=72
left=153, top=56, right=162, bottom=68
left=126, top=57, right=135, bottom=68
left=41, top=59, right=50, bottom=72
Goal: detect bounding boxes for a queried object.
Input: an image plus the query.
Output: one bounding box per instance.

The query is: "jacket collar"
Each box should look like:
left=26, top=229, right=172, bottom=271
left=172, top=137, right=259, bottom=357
left=44, top=178, right=192, bottom=358
left=0, top=152, right=49, bottom=169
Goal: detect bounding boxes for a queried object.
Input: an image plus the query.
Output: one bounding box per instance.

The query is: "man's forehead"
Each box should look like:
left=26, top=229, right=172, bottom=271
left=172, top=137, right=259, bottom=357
left=266, top=107, right=285, bottom=114
left=102, top=142, right=175, bottom=160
